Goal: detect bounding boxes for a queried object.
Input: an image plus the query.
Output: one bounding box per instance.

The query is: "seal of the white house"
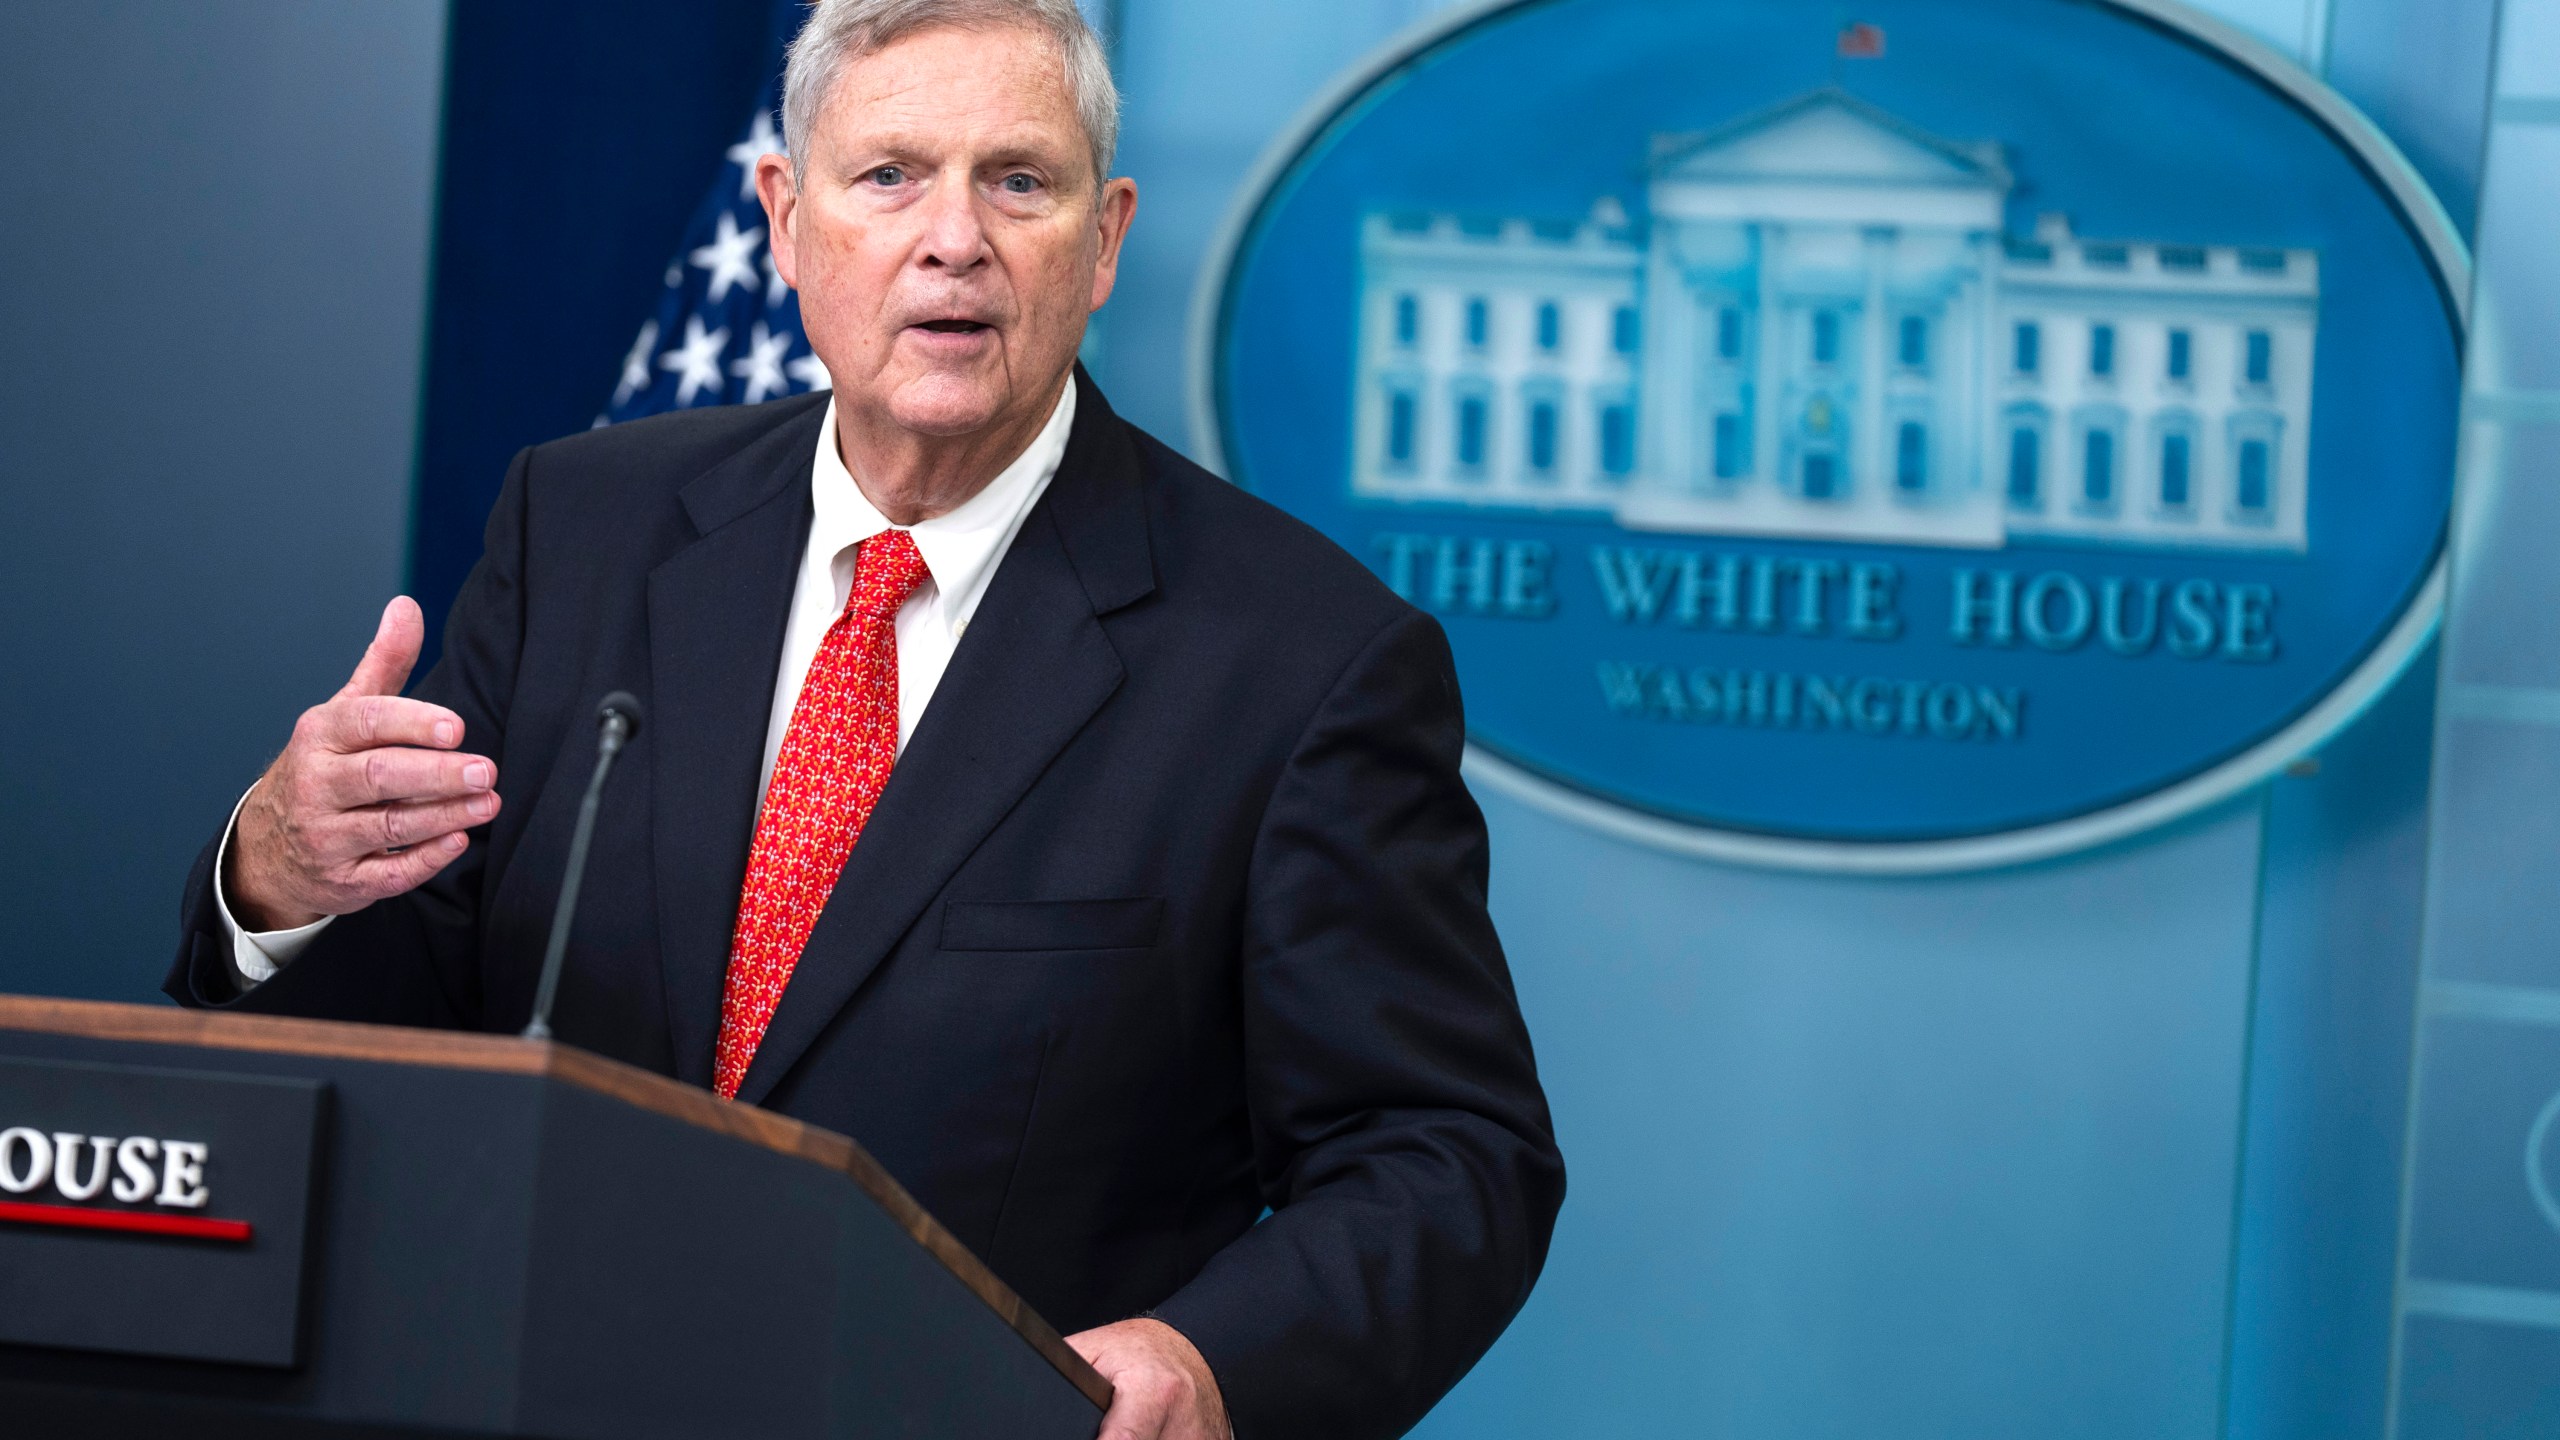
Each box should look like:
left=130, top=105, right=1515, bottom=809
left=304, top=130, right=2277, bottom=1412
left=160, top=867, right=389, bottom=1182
left=1193, top=0, right=2466, bottom=871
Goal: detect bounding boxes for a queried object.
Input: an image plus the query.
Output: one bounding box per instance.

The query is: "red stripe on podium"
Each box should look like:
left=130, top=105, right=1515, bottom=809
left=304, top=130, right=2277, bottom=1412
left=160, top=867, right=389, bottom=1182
left=0, top=1199, right=252, bottom=1243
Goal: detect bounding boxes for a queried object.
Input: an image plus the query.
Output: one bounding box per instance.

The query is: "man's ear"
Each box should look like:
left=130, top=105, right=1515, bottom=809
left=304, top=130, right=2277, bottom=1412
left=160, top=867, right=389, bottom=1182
left=1088, top=176, right=1139, bottom=314
left=756, top=153, right=802, bottom=290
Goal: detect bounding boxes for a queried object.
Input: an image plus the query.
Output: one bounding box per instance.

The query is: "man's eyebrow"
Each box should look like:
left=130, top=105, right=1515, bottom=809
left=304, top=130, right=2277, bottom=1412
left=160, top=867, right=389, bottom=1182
left=830, top=125, right=1078, bottom=166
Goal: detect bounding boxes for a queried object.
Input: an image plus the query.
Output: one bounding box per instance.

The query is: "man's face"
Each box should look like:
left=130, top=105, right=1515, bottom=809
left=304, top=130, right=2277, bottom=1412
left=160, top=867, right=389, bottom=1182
left=760, top=24, right=1136, bottom=440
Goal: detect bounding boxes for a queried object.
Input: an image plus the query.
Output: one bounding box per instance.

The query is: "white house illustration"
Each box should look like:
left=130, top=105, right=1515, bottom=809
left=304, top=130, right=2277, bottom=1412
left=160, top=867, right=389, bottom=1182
left=1349, top=89, right=2318, bottom=551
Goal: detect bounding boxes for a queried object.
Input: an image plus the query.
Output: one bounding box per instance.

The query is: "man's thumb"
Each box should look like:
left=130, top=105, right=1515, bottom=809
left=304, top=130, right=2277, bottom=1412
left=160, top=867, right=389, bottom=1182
left=340, top=597, right=426, bottom=698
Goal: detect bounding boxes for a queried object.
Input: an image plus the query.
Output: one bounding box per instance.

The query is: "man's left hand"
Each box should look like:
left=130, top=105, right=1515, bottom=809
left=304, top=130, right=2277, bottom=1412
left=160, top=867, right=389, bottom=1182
left=1065, top=1318, right=1230, bottom=1440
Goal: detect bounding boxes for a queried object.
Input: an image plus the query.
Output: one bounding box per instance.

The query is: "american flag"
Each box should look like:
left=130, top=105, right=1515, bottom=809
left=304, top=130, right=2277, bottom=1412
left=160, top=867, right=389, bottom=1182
left=599, top=80, right=829, bottom=425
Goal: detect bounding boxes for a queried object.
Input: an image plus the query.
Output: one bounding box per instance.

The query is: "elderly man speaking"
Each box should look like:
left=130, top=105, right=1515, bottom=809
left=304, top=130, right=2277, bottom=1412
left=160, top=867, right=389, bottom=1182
left=166, top=1, right=1563, bottom=1435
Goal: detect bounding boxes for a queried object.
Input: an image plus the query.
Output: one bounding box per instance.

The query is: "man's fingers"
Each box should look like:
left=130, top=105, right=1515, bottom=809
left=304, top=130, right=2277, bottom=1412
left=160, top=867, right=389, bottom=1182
left=343, top=793, right=500, bottom=855
left=342, top=830, right=471, bottom=899
left=1064, top=1320, right=1221, bottom=1440
left=338, top=596, right=426, bottom=700
left=310, top=694, right=465, bottom=754
left=316, top=746, right=496, bottom=808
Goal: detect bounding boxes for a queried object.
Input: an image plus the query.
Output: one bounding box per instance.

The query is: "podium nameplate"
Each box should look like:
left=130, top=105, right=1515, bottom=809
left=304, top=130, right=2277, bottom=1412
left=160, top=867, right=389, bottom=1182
left=0, top=1055, right=327, bottom=1367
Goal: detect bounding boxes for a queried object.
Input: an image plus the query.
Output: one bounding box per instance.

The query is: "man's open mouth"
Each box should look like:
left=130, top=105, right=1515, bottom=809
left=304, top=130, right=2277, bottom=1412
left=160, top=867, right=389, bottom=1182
left=915, top=319, right=990, bottom=334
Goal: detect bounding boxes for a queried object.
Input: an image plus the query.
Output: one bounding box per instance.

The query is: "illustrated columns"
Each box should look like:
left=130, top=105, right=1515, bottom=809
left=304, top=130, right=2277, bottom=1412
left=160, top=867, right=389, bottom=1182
left=1751, top=222, right=1784, bottom=491
left=1858, top=226, right=1891, bottom=498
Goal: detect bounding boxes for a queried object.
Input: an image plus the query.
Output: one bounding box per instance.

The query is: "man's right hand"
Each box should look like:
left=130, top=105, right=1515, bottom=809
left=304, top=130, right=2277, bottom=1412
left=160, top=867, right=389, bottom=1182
left=225, top=597, right=500, bottom=932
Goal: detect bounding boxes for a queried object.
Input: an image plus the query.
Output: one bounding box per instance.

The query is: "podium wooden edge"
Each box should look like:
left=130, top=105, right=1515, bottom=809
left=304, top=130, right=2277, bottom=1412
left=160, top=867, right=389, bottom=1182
left=0, top=996, right=1113, bottom=1412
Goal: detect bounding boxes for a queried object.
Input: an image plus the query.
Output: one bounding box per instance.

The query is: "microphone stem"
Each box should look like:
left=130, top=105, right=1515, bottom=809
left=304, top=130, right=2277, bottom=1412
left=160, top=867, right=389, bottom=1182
left=523, top=720, right=629, bottom=1041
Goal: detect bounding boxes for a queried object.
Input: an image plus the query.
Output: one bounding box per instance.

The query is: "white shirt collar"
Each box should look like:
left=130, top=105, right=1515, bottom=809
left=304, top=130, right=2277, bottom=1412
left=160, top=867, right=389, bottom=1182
left=806, top=373, right=1078, bottom=634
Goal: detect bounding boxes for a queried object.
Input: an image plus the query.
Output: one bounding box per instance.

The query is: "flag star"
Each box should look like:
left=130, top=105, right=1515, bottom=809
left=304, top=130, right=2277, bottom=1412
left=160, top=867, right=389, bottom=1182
left=690, top=210, right=765, bottom=304
left=660, top=315, right=731, bottom=406
left=764, top=248, right=791, bottom=308
left=787, top=351, right=832, bottom=392
left=730, top=322, right=794, bottom=405
left=613, top=319, right=659, bottom=406
left=665, top=263, right=682, bottom=287
left=726, top=109, right=784, bottom=199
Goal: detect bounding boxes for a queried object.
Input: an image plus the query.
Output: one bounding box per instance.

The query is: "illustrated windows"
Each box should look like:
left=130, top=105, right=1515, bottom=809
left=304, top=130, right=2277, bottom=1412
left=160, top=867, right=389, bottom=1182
left=1802, top=451, right=1839, bottom=499
left=2236, top=439, right=2272, bottom=512
left=2166, top=328, right=2191, bottom=381
left=2228, top=412, right=2281, bottom=519
left=1899, top=315, right=1927, bottom=369
left=1464, top=298, right=1489, bottom=350
left=1455, top=395, right=1490, bottom=474
left=1712, top=412, right=1744, bottom=480
left=1527, top=400, right=1559, bottom=475
left=2006, top=419, right=2044, bottom=508
left=1716, top=306, right=1743, bottom=360
left=1598, top=401, right=1635, bottom=477
left=1612, top=305, right=1640, bottom=355
left=1896, top=421, right=1927, bottom=491
left=2160, top=430, right=2192, bottom=508
left=1393, top=294, right=1418, bottom=348
left=2244, top=330, right=2272, bottom=386
left=1536, top=301, right=1561, bottom=353
left=1384, top=389, right=1417, bottom=469
left=2014, top=321, right=2041, bottom=375
left=1812, top=310, right=1840, bottom=366
left=2089, top=324, right=2115, bottom=378
left=2083, top=428, right=2115, bottom=507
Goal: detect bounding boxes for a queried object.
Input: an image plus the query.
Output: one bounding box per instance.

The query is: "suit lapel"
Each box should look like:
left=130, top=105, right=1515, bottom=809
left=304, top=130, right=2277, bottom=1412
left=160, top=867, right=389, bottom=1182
left=647, top=398, right=826, bottom=1088
left=734, top=374, right=1158, bottom=1107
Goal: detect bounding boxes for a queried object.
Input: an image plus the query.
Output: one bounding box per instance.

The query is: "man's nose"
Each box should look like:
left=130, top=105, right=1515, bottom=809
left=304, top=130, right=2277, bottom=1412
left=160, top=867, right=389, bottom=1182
left=916, top=172, right=992, bottom=271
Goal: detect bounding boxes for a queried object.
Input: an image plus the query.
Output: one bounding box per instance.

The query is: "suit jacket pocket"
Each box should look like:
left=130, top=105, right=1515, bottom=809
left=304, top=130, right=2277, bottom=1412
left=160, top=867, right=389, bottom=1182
left=939, top=898, right=1166, bottom=952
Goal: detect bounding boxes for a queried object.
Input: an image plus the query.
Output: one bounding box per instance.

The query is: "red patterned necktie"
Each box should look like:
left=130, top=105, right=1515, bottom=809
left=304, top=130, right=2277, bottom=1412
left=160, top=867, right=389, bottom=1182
left=714, top=528, right=932, bottom=1100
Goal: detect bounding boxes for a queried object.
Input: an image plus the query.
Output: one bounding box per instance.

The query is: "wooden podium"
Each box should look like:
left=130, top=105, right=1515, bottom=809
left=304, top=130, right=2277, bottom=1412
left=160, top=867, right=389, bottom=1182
left=0, top=996, right=1109, bottom=1439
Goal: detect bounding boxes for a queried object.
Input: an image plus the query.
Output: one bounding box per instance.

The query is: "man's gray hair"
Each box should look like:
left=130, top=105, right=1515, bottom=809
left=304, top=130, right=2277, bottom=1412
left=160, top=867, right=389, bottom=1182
left=782, top=0, right=1120, bottom=189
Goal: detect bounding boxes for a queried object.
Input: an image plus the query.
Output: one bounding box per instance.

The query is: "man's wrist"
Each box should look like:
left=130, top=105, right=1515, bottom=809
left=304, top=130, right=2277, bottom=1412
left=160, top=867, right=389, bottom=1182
left=1138, top=1318, right=1230, bottom=1439
left=221, top=787, right=324, bottom=932
left=212, top=783, right=334, bottom=989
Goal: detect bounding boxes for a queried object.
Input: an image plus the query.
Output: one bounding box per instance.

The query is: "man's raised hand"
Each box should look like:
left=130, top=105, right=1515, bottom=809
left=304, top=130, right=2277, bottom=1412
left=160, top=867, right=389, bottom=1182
left=224, top=597, right=499, bottom=932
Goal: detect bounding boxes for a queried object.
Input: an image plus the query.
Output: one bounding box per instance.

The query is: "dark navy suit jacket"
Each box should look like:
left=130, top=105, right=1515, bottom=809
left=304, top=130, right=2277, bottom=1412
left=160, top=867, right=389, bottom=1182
left=168, top=376, right=1564, bottom=1439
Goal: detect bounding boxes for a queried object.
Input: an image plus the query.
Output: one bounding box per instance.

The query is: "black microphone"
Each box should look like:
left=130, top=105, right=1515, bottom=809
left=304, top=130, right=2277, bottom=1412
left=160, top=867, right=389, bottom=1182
left=523, top=691, right=644, bottom=1042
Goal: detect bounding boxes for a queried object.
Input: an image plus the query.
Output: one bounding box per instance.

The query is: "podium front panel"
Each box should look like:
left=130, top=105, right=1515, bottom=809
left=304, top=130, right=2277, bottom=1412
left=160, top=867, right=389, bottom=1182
left=0, top=1000, right=1105, bottom=1440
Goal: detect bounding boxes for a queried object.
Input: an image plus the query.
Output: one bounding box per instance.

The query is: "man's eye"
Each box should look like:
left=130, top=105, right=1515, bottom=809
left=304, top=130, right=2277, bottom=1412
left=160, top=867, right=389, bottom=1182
left=1001, top=174, right=1039, bottom=195
left=867, top=166, right=904, bottom=186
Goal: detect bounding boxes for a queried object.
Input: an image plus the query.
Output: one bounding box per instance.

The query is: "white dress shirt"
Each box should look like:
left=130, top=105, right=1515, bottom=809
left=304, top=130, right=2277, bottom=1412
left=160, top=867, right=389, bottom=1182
left=218, top=377, right=1077, bottom=985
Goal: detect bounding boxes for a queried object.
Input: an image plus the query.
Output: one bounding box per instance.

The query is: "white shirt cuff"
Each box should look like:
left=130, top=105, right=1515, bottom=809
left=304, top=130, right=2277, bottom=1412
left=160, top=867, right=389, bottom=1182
left=214, top=784, right=333, bottom=987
